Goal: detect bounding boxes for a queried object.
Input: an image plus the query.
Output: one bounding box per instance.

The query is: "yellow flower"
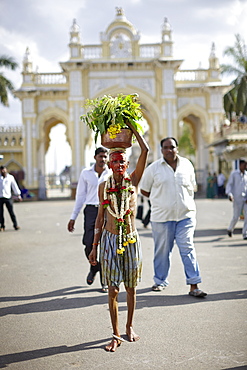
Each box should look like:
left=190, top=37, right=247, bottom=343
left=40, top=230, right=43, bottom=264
left=128, top=237, right=136, bottom=244
left=107, top=123, right=121, bottom=139
left=123, top=241, right=128, bottom=246
left=117, top=247, right=125, bottom=255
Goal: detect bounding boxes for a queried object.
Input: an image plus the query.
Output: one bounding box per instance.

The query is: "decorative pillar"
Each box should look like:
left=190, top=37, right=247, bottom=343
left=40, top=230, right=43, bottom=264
left=161, top=18, right=173, bottom=57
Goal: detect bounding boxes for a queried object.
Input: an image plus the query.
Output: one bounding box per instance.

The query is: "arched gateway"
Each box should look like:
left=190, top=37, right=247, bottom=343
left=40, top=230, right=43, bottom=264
left=13, top=8, right=229, bottom=197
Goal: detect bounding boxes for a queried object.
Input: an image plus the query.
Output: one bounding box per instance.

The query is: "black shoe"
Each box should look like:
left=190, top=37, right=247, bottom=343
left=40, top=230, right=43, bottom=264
left=86, top=271, right=96, bottom=285
left=227, top=230, right=232, bottom=237
left=243, top=237, right=247, bottom=240
left=14, top=226, right=20, bottom=230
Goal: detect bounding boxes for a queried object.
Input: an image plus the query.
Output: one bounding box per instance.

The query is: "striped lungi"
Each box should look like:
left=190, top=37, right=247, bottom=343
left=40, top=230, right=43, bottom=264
left=99, top=229, right=142, bottom=288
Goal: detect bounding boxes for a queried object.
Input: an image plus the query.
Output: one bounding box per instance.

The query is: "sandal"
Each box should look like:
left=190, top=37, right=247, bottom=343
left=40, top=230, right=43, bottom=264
left=101, top=285, right=108, bottom=293
left=86, top=271, right=96, bottom=285
left=152, top=284, right=165, bottom=291
left=189, top=289, right=207, bottom=297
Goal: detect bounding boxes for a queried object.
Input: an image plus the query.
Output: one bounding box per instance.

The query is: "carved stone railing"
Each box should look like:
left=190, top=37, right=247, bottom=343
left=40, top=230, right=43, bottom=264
left=139, top=44, right=161, bottom=58
left=0, top=126, right=24, bottom=148
left=83, top=45, right=102, bottom=59
left=82, top=44, right=162, bottom=59
left=0, top=126, right=23, bottom=133
left=175, top=69, right=209, bottom=82
left=215, top=122, right=247, bottom=138
left=34, top=73, right=67, bottom=85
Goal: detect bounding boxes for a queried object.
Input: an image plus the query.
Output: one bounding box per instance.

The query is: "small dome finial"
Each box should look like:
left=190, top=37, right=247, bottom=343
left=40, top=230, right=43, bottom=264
left=210, top=42, right=216, bottom=58
left=71, top=18, right=80, bottom=33
left=116, top=7, right=124, bottom=16
left=163, top=17, right=171, bottom=31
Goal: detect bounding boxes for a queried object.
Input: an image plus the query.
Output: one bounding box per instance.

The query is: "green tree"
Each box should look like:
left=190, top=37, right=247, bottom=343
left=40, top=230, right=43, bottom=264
left=178, top=123, right=195, bottom=164
left=221, top=34, right=247, bottom=119
left=0, top=55, right=18, bottom=107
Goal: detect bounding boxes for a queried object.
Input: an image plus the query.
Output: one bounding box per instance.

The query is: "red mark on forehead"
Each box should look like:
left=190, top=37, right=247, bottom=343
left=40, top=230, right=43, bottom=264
left=109, top=152, right=125, bottom=162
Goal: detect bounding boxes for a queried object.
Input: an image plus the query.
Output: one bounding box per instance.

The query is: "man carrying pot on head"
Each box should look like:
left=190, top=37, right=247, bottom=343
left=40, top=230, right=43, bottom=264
left=89, top=121, right=149, bottom=352
left=67, top=147, right=110, bottom=293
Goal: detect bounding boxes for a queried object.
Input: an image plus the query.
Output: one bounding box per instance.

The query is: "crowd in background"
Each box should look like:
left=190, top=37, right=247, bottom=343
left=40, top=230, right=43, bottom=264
left=206, top=171, right=226, bottom=199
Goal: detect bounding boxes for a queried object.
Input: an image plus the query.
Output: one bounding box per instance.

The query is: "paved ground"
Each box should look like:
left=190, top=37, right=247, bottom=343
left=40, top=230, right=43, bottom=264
left=0, top=198, right=246, bottom=370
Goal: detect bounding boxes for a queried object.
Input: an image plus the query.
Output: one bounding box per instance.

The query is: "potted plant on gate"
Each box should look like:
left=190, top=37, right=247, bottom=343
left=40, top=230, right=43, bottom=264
left=81, top=93, right=144, bottom=148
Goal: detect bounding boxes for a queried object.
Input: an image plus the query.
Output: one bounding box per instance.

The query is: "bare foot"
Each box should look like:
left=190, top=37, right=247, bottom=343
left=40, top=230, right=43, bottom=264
left=105, top=338, right=121, bottom=352
left=126, top=326, right=140, bottom=342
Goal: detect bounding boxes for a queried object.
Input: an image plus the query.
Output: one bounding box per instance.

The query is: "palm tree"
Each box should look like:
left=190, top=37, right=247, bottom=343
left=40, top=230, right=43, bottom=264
left=0, top=55, right=18, bottom=107
left=221, top=34, right=247, bottom=120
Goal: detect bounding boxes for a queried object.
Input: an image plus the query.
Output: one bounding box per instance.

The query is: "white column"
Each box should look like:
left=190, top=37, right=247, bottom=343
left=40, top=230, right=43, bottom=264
left=166, top=101, right=173, bottom=136
left=26, top=119, right=33, bottom=186
left=73, top=103, right=81, bottom=180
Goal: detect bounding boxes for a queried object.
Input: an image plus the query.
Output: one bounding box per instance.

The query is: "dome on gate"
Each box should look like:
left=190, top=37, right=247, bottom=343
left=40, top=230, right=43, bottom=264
left=100, top=7, right=140, bottom=42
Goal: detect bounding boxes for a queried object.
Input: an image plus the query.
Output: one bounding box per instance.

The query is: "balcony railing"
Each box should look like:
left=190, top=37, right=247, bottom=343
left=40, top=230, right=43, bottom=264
left=175, top=70, right=208, bottom=82
left=140, top=44, right=161, bottom=58
left=215, top=121, right=247, bottom=138
left=34, top=73, right=67, bottom=85
left=0, top=126, right=23, bottom=133
left=83, top=45, right=102, bottom=59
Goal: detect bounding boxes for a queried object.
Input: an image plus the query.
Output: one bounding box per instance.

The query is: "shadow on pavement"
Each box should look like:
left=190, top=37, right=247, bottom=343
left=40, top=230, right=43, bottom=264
left=195, top=228, right=241, bottom=237
left=0, top=338, right=109, bottom=368
left=0, top=287, right=246, bottom=317
left=0, top=286, right=85, bottom=302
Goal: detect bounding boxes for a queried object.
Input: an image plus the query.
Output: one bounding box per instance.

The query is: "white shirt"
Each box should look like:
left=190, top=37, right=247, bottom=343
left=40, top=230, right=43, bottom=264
left=225, top=169, right=247, bottom=202
left=0, top=173, right=21, bottom=199
left=140, top=155, right=197, bottom=222
left=70, top=164, right=111, bottom=220
left=217, top=173, right=226, bottom=187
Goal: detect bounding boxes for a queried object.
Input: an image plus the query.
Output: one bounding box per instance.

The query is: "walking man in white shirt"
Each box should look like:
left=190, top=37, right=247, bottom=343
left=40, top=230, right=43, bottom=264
left=0, top=166, right=22, bottom=231
left=226, top=159, right=247, bottom=240
left=217, top=171, right=226, bottom=198
left=140, top=137, right=207, bottom=297
left=67, top=147, right=110, bottom=292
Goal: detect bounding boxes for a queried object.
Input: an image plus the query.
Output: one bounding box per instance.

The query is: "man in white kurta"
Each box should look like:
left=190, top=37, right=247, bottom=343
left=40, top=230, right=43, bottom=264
left=0, top=166, right=22, bottom=231
left=141, top=137, right=206, bottom=297
left=226, top=159, right=247, bottom=240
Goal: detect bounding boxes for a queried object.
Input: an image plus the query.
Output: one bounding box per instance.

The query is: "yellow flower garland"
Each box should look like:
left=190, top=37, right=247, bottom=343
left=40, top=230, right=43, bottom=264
left=103, top=173, right=136, bottom=254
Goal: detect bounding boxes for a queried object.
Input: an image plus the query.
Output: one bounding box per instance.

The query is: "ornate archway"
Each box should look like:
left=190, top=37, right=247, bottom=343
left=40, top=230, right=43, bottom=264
left=13, top=8, right=226, bottom=197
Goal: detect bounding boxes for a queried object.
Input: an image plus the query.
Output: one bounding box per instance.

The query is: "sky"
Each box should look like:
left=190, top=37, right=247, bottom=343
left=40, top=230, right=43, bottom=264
left=0, top=0, right=246, bottom=173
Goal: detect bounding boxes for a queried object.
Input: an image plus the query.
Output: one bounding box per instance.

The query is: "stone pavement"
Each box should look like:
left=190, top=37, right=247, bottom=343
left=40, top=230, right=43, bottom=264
left=0, top=199, right=246, bottom=370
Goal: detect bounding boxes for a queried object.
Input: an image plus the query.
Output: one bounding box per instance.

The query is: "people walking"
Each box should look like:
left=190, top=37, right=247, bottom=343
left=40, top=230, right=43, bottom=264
left=0, top=166, right=22, bottom=231
left=140, top=137, right=207, bottom=297
left=226, top=159, right=247, bottom=240
left=67, top=147, right=110, bottom=292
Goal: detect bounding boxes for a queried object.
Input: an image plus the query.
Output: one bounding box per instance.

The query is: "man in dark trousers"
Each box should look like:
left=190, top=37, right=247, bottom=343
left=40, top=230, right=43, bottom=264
left=67, top=147, right=110, bottom=292
left=0, top=166, right=22, bottom=231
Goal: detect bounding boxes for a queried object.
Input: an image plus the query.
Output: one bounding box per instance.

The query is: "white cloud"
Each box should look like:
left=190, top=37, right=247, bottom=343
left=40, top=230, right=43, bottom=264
left=0, top=0, right=246, bottom=125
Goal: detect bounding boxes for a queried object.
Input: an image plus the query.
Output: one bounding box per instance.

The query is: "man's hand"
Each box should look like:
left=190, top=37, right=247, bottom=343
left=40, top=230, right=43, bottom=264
left=89, top=249, right=98, bottom=266
left=228, top=195, right=233, bottom=202
left=67, top=219, right=75, bottom=232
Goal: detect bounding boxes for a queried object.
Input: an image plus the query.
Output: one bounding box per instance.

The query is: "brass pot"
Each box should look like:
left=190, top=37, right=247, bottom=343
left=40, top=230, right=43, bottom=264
left=101, top=128, right=133, bottom=149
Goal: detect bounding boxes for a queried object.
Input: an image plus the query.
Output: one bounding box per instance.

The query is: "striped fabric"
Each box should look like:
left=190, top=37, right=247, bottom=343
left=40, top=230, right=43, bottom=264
left=100, top=229, right=142, bottom=288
